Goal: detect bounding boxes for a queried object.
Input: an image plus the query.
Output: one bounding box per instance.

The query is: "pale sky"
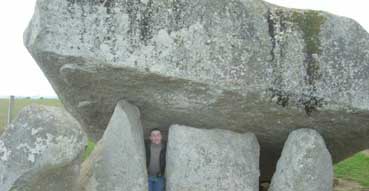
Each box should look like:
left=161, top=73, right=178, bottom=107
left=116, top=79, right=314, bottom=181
left=0, top=0, right=368, bottom=98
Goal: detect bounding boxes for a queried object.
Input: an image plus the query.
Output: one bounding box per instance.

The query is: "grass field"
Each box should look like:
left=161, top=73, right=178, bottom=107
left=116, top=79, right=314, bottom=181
left=0, top=98, right=368, bottom=188
left=335, top=152, right=369, bottom=187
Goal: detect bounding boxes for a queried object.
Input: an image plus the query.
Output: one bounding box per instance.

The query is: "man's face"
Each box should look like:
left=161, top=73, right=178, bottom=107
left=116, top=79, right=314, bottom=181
left=149, top=130, right=162, bottom=144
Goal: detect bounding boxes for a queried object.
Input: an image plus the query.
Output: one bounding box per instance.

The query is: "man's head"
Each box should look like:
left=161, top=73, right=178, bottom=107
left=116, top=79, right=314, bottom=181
left=149, top=128, right=162, bottom=144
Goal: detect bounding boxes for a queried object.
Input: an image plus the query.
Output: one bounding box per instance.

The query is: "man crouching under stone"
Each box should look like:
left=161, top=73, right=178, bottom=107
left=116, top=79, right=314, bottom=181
left=145, top=128, right=167, bottom=191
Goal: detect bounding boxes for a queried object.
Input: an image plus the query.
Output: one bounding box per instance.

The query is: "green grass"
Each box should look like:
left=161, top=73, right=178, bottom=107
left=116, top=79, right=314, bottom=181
left=83, top=139, right=96, bottom=161
left=335, top=152, right=369, bottom=188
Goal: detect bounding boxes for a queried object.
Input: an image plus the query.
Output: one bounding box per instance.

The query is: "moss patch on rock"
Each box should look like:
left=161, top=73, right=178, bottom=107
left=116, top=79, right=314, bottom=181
left=290, top=10, right=326, bottom=115
left=290, top=10, right=326, bottom=87
left=290, top=10, right=326, bottom=56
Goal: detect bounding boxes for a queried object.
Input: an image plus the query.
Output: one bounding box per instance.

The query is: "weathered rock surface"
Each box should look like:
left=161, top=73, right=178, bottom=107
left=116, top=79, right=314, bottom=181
left=269, top=128, right=333, bottom=191
left=79, top=100, right=147, bottom=191
left=0, top=104, right=87, bottom=191
left=165, top=124, right=260, bottom=191
left=24, top=0, right=369, bottom=180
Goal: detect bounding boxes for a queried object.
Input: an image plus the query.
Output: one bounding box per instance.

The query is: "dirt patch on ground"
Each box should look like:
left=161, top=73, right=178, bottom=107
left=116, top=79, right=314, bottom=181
left=260, top=178, right=367, bottom=191
left=334, top=178, right=368, bottom=191
left=361, top=150, right=369, bottom=157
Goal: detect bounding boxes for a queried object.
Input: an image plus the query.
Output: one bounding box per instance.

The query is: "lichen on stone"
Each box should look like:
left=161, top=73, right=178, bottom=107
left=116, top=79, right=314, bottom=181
left=270, top=88, right=290, bottom=107
left=266, top=8, right=295, bottom=108
left=139, top=0, right=154, bottom=44
left=16, top=133, right=55, bottom=163
left=289, top=10, right=326, bottom=115
left=290, top=10, right=326, bottom=57
left=266, top=8, right=294, bottom=62
left=266, top=8, right=327, bottom=115
left=290, top=10, right=326, bottom=85
left=0, top=140, right=11, bottom=161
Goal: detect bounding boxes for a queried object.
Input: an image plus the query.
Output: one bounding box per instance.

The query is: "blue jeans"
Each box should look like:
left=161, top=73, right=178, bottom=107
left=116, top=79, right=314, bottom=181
left=148, top=176, right=165, bottom=191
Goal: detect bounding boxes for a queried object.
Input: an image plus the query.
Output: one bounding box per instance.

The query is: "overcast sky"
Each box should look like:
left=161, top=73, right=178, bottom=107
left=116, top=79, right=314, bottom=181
left=0, top=0, right=368, bottom=98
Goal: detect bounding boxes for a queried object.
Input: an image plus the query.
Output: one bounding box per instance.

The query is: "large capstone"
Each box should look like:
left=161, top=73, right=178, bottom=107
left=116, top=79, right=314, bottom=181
left=0, top=104, right=87, bottom=191
left=165, top=124, right=260, bottom=191
left=24, top=0, right=369, bottom=180
left=79, top=100, right=147, bottom=191
left=268, top=128, right=333, bottom=191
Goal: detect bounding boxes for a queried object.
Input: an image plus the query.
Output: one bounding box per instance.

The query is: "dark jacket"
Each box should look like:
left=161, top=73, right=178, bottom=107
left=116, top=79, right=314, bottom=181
left=144, top=140, right=167, bottom=177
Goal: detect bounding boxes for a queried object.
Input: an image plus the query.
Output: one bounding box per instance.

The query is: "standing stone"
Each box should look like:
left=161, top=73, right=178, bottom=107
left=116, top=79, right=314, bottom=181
left=0, top=104, right=87, bottom=191
left=79, top=100, right=147, bottom=191
left=165, top=124, right=260, bottom=191
left=268, top=128, right=333, bottom=191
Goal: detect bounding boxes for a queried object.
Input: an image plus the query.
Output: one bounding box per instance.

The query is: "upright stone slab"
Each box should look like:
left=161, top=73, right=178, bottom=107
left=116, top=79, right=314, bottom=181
left=0, top=104, right=87, bottom=191
left=166, top=124, right=260, bottom=191
left=79, top=100, right=147, bottom=191
left=268, top=128, right=333, bottom=191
